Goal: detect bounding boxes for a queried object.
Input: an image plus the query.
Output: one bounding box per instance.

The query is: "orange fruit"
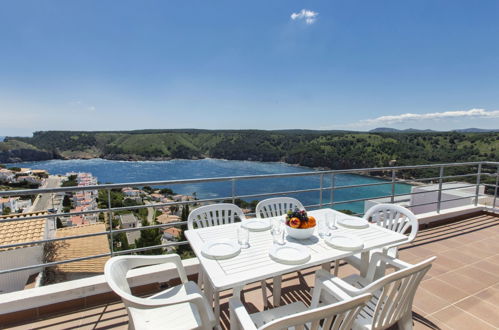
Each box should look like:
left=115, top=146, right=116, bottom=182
left=289, top=217, right=301, bottom=228
left=308, top=216, right=316, bottom=227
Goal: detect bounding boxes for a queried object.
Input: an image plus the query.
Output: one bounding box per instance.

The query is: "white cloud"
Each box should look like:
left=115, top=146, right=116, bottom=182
left=290, top=9, right=318, bottom=25
left=351, top=108, right=499, bottom=128
left=68, top=100, right=96, bottom=112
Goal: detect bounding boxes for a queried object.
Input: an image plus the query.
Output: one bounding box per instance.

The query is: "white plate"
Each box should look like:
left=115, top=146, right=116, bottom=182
left=337, top=217, right=369, bottom=229
left=201, top=239, right=241, bottom=260
left=269, top=242, right=310, bottom=265
left=325, top=234, right=364, bottom=251
left=241, top=219, right=272, bottom=231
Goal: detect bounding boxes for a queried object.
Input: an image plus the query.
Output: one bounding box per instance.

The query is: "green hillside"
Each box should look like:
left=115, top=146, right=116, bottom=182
left=2, top=130, right=499, bottom=172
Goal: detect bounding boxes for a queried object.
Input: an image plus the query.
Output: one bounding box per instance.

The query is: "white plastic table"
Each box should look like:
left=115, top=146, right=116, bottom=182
left=185, top=208, right=407, bottom=319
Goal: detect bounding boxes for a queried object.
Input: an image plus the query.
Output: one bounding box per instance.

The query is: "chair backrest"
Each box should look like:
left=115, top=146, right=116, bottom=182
left=255, top=197, right=305, bottom=218
left=105, top=256, right=162, bottom=308
left=187, top=203, right=245, bottom=230
left=364, top=256, right=435, bottom=330
left=104, top=255, right=186, bottom=309
left=364, top=204, right=418, bottom=243
left=260, top=293, right=371, bottom=330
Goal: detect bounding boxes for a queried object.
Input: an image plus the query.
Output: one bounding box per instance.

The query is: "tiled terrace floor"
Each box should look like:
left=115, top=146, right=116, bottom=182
left=6, top=212, right=499, bottom=330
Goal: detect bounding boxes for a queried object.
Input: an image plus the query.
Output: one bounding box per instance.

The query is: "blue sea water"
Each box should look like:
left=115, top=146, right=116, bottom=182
left=7, top=158, right=411, bottom=214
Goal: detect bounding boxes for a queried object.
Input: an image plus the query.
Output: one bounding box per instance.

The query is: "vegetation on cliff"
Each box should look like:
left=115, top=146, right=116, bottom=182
left=1, top=130, right=498, bottom=171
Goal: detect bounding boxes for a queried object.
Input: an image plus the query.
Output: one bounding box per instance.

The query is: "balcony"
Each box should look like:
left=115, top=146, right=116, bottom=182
left=0, top=161, right=498, bottom=329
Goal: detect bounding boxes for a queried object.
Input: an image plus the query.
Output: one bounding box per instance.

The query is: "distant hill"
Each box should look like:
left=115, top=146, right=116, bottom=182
left=1, top=129, right=499, bottom=170
left=453, top=128, right=499, bottom=133
left=0, top=136, right=4, bottom=142
left=369, top=128, right=436, bottom=133
left=370, top=127, right=499, bottom=133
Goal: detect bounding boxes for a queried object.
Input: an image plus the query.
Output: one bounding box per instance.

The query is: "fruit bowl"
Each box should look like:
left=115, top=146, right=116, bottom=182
left=285, top=225, right=315, bottom=240
left=284, top=209, right=316, bottom=240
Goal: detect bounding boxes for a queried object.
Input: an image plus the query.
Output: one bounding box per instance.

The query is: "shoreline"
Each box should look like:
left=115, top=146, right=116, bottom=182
left=4, top=157, right=414, bottom=187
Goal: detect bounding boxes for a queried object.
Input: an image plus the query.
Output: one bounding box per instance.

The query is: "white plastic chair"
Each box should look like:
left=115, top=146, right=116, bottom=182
left=313, top=253, right=435, bottom=330
left=335, top=204, right=419, bottom=276
left=188, top=203, right=246, bottom=230
left=230, top=293, right=371, bottom=330
left=104, top=255, right=216, bottom=330
left=255, top=197, right=304, bottom=218
left=255, top=197, right=305, bottom=307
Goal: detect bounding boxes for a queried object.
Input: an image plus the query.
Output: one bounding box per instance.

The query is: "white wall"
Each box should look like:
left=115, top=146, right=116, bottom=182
left=410, top=184, right=485, bottom=214
left=0, top=245, right=44, bottom=294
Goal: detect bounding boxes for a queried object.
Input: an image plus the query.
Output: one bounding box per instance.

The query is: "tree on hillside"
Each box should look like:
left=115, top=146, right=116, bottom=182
left=61, top=175, right=78, bottom=187
left=159, top=188, right=173, bottom=195
left=2, top=206, right=11, bottom=215
left=135, top=219, right=163, bottom=255
left=175, top=205, right=194, bottom=258
left=62, top=195, right=71, bottom=207
left=97, top=189, right=124, bottom=208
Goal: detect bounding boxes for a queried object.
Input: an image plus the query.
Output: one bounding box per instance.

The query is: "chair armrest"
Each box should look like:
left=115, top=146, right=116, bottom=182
left=153, top=254, right=189, bottom=284
left=125, top=254, right=188, bottom=283
left=315, top=270, right=362, bottom=298
left=381, top=239, right=408, bottom=255
left=130, top=291, right=205, bottom=308
left=371, top=252, right=412, bottom=270
left=364, top=252, right=413, bottom=282
left=229, top=297, right=258, bottom=330
left=162, top=254, right=188, bottom=283
left=129, top=292, right=215, bottom=327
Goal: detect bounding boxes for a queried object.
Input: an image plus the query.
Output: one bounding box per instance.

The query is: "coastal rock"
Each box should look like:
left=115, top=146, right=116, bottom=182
left=0, top=149, right=60, bottom=163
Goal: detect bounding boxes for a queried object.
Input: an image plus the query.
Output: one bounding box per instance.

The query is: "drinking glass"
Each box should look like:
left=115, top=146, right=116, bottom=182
left=272, top=223, right=285, bottom=245
left=327, top=212, right=338, bottom=231
left=272, top=217, right=282, bottom=231
left=318, top=218, right=330, bottom=238
left=237, top=226, right=250, bottom=248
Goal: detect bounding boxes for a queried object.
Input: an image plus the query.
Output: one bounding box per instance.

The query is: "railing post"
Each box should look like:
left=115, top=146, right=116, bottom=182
left=330, top=173, right=336, bottom=207
left=437, top=166, right=444, bottom=213
left=107, top=189, right=114, bottom=255
left=475, top=163, right=482, bottom=207
left=493, top=165, right=499, bottom=210
left=319, top=173, right=324, bottom=208
left=231, top=178, right=236, bottom=204
left=390, top=169, right=396, bottom=204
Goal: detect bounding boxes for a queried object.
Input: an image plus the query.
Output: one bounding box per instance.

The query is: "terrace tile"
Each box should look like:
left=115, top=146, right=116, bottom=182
left=431, top=305, right=496, bottom=330
left=474, top=285, right=499, bottom=306
left=455, top=296, right=499, bottom=328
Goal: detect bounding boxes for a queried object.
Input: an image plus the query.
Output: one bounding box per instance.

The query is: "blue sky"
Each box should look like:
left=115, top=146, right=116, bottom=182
left=1, top=0, right=499, bottom=136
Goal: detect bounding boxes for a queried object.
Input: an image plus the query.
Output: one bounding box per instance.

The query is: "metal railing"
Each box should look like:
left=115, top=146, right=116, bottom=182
left=0, top=160, right=498, bottom=277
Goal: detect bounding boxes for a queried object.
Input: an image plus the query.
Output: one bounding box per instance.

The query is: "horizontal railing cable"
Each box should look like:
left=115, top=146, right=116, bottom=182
left=0, top=160, right=497, bottom=276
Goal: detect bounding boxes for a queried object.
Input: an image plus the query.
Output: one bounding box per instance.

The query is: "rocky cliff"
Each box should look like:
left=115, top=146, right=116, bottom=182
left=0, top=149, right=60, bottom=163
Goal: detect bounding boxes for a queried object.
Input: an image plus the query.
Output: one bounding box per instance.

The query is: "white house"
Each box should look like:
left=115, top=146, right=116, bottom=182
left=16, top=175, right=41, bottom=185
left=0, top=169, right=15, bottom=183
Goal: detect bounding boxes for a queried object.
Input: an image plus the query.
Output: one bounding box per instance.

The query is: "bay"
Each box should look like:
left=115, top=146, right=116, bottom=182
left=7, top=158, right=411, bottom=214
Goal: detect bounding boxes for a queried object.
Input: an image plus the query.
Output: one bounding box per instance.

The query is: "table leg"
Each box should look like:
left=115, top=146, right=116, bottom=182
left=203, top=274, right=214, bottom=307
left=230, top=286, right=244, bottom=330
left=272, top=276, right=282, bottom=307
left=233, top=285, right=243, bottom=299
left=203, top=278, right=221, bottom=327
left=214, top=291, right=220, bottom=323
left=360, top=251, right=370, bottom=277
left=333, top=260, right=340, bottom=276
